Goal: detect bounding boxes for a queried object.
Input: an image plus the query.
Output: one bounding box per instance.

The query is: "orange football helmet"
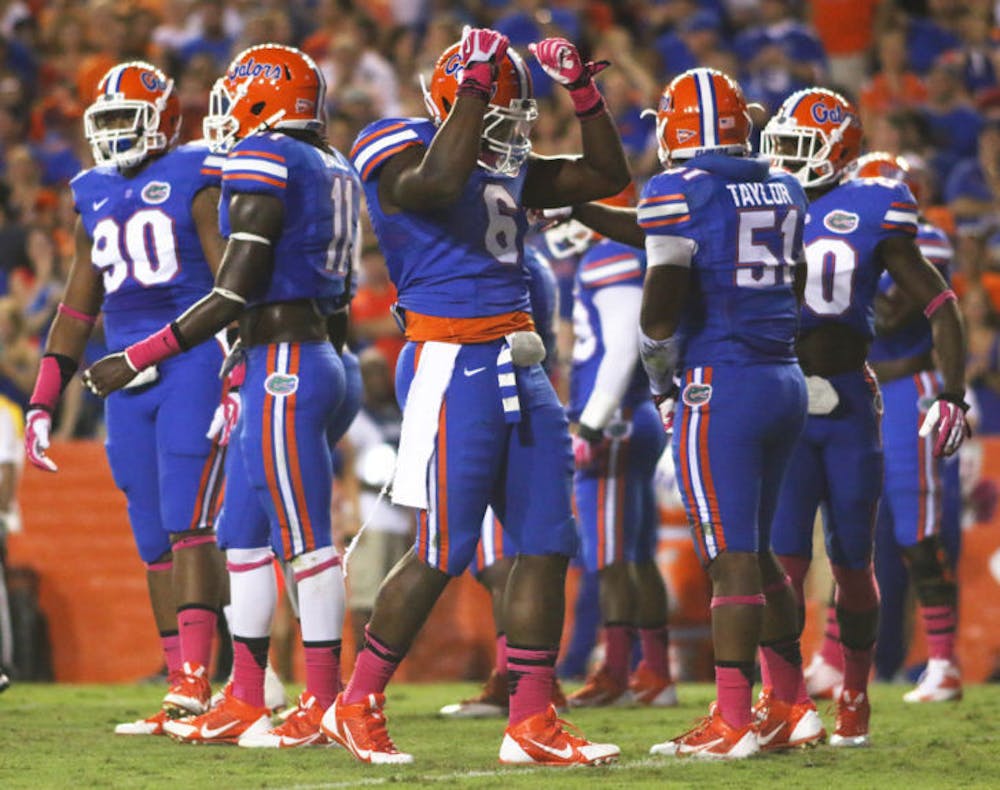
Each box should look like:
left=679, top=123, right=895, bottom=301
left=653, top=68, right=751, bottom=165
left=761, top=88, right=862, bottom=188
left=848, top=150, right=926, bottom=203
left=83, top=61, right=180, bottom=169
left=421, top=42, right=537, bottom=177
left=204, top=44, right=326, bottom=153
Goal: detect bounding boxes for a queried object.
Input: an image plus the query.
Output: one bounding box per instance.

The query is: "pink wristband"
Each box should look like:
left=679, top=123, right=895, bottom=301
left=569, top=82, right=604, bottom=117
left=29, top=355, right=64, bottom=411
left=924, top=289, right=957, bottom=319
left=458, top=62, right=494, bottom=101
left=58, top=302, right=97, bottom=326
left=124, top=325, right=182, bottom=371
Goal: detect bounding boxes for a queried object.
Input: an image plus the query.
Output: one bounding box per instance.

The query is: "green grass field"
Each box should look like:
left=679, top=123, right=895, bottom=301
left=1, top=681, right=998, bottom=788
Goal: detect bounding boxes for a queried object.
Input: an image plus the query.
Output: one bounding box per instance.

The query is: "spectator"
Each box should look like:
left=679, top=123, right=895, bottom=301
left=859, top=27, right=927, bottom=129
left=944, top=118, right=1000, bottom=231
left=951, top=7, right=997, bottom=96
left=904, top=0, right=962, bottom=75
left=320, top=27, right=401, bottom=119
left=178, top=0, right=234, bottom=70
left=350, top=242, right=404, bottom=373
left=809, top=0, right=883, bottom=91
left=922, top=53, right=984, bottom=185
left=964, top=285, right=1000, bottom=433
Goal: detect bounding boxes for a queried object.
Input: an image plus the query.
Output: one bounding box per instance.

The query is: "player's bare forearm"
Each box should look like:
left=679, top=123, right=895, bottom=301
left=930, top=304, right=966, bottom=395
left=522, top=112, right=630, bottom=208
left=573, top=203, right=643, bottom=248
left=640, top=266, right=689, bottom=340
left=389, top=97, right=488, bottom=211
left=44, top=219, right=103, bottom=362
left=192, top=186, right=225, bottom=276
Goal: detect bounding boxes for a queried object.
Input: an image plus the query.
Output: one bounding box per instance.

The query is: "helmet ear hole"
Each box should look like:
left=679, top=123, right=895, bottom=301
left=250, top=101, right=266, bottom=116
left=442, top=98, right=451, bottom=116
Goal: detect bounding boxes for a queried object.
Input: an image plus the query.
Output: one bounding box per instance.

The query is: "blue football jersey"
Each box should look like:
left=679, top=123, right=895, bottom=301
left=71, top=142, right=223, bottom=350
left=351, top=117, right=531, bottom=319
left=219, top=132, right=360, bottom=314
left=569, top=238, right=649, bottom=420
left=527, top=220, right=591, bottom=321
left=637, top=154, right=807, bottom=368
left=799, top=177, right=918, bottom=339
left=524, top=244, right=558, bottom=374
left=869, top=220, right=952, bottom=363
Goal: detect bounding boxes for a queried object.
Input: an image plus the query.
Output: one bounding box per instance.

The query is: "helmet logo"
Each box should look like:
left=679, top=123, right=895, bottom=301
left=676, top=129, right=696, bottom=143
left=139, top=71, right=166, bottom=92
left=229, top=57, right=283, bottom=81
left=811, top=101, right=845, bottom=124
left=444, top=53, right=462, bottom=76
left=295, top=98, right=315, bottom=114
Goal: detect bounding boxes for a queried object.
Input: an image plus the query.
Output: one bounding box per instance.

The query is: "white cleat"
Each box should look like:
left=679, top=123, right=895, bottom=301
left=903, top=658, right=963, bottom=703
left=804, top=653, right=844, bottom=700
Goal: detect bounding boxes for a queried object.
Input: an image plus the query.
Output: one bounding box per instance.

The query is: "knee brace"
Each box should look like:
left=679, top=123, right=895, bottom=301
left=901, top=536, right=956, bottom=607
left=831, top=564, right=879, bottom=650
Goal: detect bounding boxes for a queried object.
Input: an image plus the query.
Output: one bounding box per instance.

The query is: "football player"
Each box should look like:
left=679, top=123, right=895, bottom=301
left=803, top=152, right=965, bottom=705
left=322, top=28, right=629, bottom=766
left=571, top=67, right=814, bottom=759
left=23, top=62, right=227, bottom=735
left=83, top=44, right=361, bottom=748
left=565, top=186, right=675, bottom=710
left=762, top=98, right=968, bottom=746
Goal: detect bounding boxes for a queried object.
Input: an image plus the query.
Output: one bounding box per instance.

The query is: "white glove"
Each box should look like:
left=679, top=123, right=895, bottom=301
left=25, top=408, right=57, bottom=472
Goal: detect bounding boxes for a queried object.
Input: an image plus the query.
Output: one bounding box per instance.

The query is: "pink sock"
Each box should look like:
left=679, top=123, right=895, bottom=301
left=232, top=636, right=268, bottom=708
left=177, top=605, right=217, bottom=669
left=495, top=634, right=508, bottom=677
left=343, top=627, right=402, bottom=704
left=715, top=664, right=753, bottom=729
left=760, top=639, right=806, bottom=705
left=820, top=605, right=844, bottom=670
left=160, top=631, right=182, bottom=676
left=842, top=644, right=873, bottom=694
left=604, top=624, right=631, bottom=687
left=921, top=605, right=957, bottom=660
left=304, top=641, right=342, bottom=709
left=507, top=645, right=557, bottom=726
left=639, top=624, right=671, bottom=680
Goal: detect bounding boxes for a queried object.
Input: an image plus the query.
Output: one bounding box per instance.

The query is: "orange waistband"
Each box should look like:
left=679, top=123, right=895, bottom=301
left=404, top=310, right=535, bottom=344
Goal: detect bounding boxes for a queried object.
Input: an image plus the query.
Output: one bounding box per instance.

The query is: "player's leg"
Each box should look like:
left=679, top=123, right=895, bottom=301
left=627, top=402, right=675, bottom=706
left=104, top=390, right=176, bottom=735
left=884, top=374, right=961, bottom=702
left=495, top=361, right=618, bottom=765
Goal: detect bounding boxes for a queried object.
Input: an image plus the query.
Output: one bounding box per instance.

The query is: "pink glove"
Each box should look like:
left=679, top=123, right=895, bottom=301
left=654, top=391, right=678, bottom=434
left=919, top=394, right=971, bottom=457
left=206, top=391, right=241, bottom=447
left=25, top=408, right=57, bottom=472
left=573, top=424, right=608, bottom=470
left=528, top=37, right=609, bottom=116
left=458, top=25, right=509, bottom=101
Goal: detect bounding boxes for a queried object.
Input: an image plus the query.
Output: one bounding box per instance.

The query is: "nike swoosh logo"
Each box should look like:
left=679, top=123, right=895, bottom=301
left=527, top=738, right=574, bottom=760
left=200, top=720, right=239, bottom=739
left=343, top=725, right=371, bottom=760
left=464, top=366, right=487, bottom=377
left=685, top=736, right=726, bottom=753
left=92, top=198, right=109, bottom=211
left=757, top=723, right=785, bottom=746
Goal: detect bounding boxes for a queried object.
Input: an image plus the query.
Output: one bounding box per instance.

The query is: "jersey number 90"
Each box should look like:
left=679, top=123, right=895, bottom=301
left=91, top=209, right=179, bottom=293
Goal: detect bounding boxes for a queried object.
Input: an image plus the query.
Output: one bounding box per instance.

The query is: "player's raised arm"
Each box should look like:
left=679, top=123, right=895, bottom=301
left=522, top=38, right=630, bottom=208
left=384, top=27, right=511, bottom=211
left=880, top=234, right=969, bottom=456
left=571, top=203, right=644, bottom=249
left=24, top=217, right=104, bottom=471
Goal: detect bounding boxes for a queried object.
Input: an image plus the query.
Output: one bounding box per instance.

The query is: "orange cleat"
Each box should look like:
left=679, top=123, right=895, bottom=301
left=829, top=688, right=870, bottom=748
left=649, top=704, right=759, bottom=760
left=163, top=662, right=212, bottom=718
left=321, top=692, right=413, bottom=764
left=566, top=665, right=629, bottom=708
left=114, top=708, right=171, bottom=736
left=499, top=705, right=619, bottom=765
left=238, top=691, right=331, bottom=748
left=163, top=690, right=270, bottom=744
left=753, top=689, right=825, bottom=751
left=629, top=662, right=678, bottom=707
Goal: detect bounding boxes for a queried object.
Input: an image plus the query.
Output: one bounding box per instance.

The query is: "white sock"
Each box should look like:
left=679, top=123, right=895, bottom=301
left=226, top=547, right=277, bottom=639
left=291, top=546, right=345, bottom=642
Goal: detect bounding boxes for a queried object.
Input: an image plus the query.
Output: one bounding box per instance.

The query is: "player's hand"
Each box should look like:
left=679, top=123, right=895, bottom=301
left=82, top=353, right=136, bottom=398
left=653, top=381, right=680, bottom=434
left=526, top=206, right=572, bottom=230
left=528, top=37, right=609, bottom=89
left=919, top=394, right=972, bottom=457
left=460, top=25, right=509, bottom=69
left=206, top=390, right=241, bottom=447
left=25, top=408, right=57, bottom=472
left=573, top=424, right=608, bottom=470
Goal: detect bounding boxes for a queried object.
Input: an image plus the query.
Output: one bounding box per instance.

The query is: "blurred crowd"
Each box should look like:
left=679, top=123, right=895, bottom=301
left=2, top=0, right=1000, bottom=436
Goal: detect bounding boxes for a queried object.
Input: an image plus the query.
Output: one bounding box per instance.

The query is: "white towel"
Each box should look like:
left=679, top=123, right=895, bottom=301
left=391, top=341, right=460, bottom=509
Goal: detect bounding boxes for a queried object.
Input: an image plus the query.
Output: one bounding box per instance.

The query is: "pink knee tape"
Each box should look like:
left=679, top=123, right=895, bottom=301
left=293, top=554, right=341, bottom=584
left=172, top=534, right=217, bottom=551
left=711, top=594, right=766, bottom=608
left=227, top=556, right=274, bottom=573
left=832, top=565, right=880, bottom=612
left=146, top=560, right=173, bottom=572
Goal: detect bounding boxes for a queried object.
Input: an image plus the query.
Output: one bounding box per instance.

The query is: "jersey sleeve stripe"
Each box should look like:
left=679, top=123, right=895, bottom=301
left=223, top=158, right=288, bottom=179
left=884, top=209, right=918, bottom=225
left=890, top=201, right=918, bottom=210
left=204, top=155, right=227, bottom=169
left=350, top=122, right=408, bottom=157
left=581, top=252, right=638, bottom=271
left=360, top=141, right=422, bottom=180
left=223, top=172, right=287, bottom=189
left=638, top=202, right=690, bottom=221
left=639, top=214, right=691, bottom=229
left=579, top=259, right=642, bottom=285
left=881, top=222, right=917, bottom=233
left=201, top=167, right=222, bottom=176
left=353, top=129, right=421, bottom=175
left=585, top=270, right=645, bottom=288
left=641, top=193, right=686, bottom=204
left=232, top=149, right=286, bottom=163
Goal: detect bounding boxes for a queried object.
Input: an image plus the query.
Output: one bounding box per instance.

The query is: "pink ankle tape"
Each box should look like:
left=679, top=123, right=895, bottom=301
left=227, top=556, right=273, bottom=573
left=58, top=302, right=97, bottom=325
left=172, top=534, right=217, bottom=551
left=125, top=324, right=182, bottom=371
left=570, top=82, right=604, bottom=116
left=763, top=575, right=792, bottom=596
left=146, top=560, right=173, bottom=572
left=30, top=356, right=65, bottom=412
left=924, top=289, right=956, bottom=319
left=711, top=594, right=766, bottom=608
left=293, top=554, right=341, bottom=583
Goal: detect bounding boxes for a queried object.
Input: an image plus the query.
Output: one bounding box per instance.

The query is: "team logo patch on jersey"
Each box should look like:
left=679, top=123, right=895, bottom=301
left=682, top=382, right=713, bottom=407
left=141, top=181, right=171, bottom=205
left=265, top=372, right=299, bottom=396
left=823, top=209, right=859, bottom=234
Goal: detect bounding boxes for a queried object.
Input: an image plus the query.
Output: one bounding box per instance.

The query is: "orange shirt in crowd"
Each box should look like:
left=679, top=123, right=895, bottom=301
left=811, top=0, right=881, bottom=56
left=860, top=72, right=928, bottom=116
left=352, top=282, right=405, bottom=372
